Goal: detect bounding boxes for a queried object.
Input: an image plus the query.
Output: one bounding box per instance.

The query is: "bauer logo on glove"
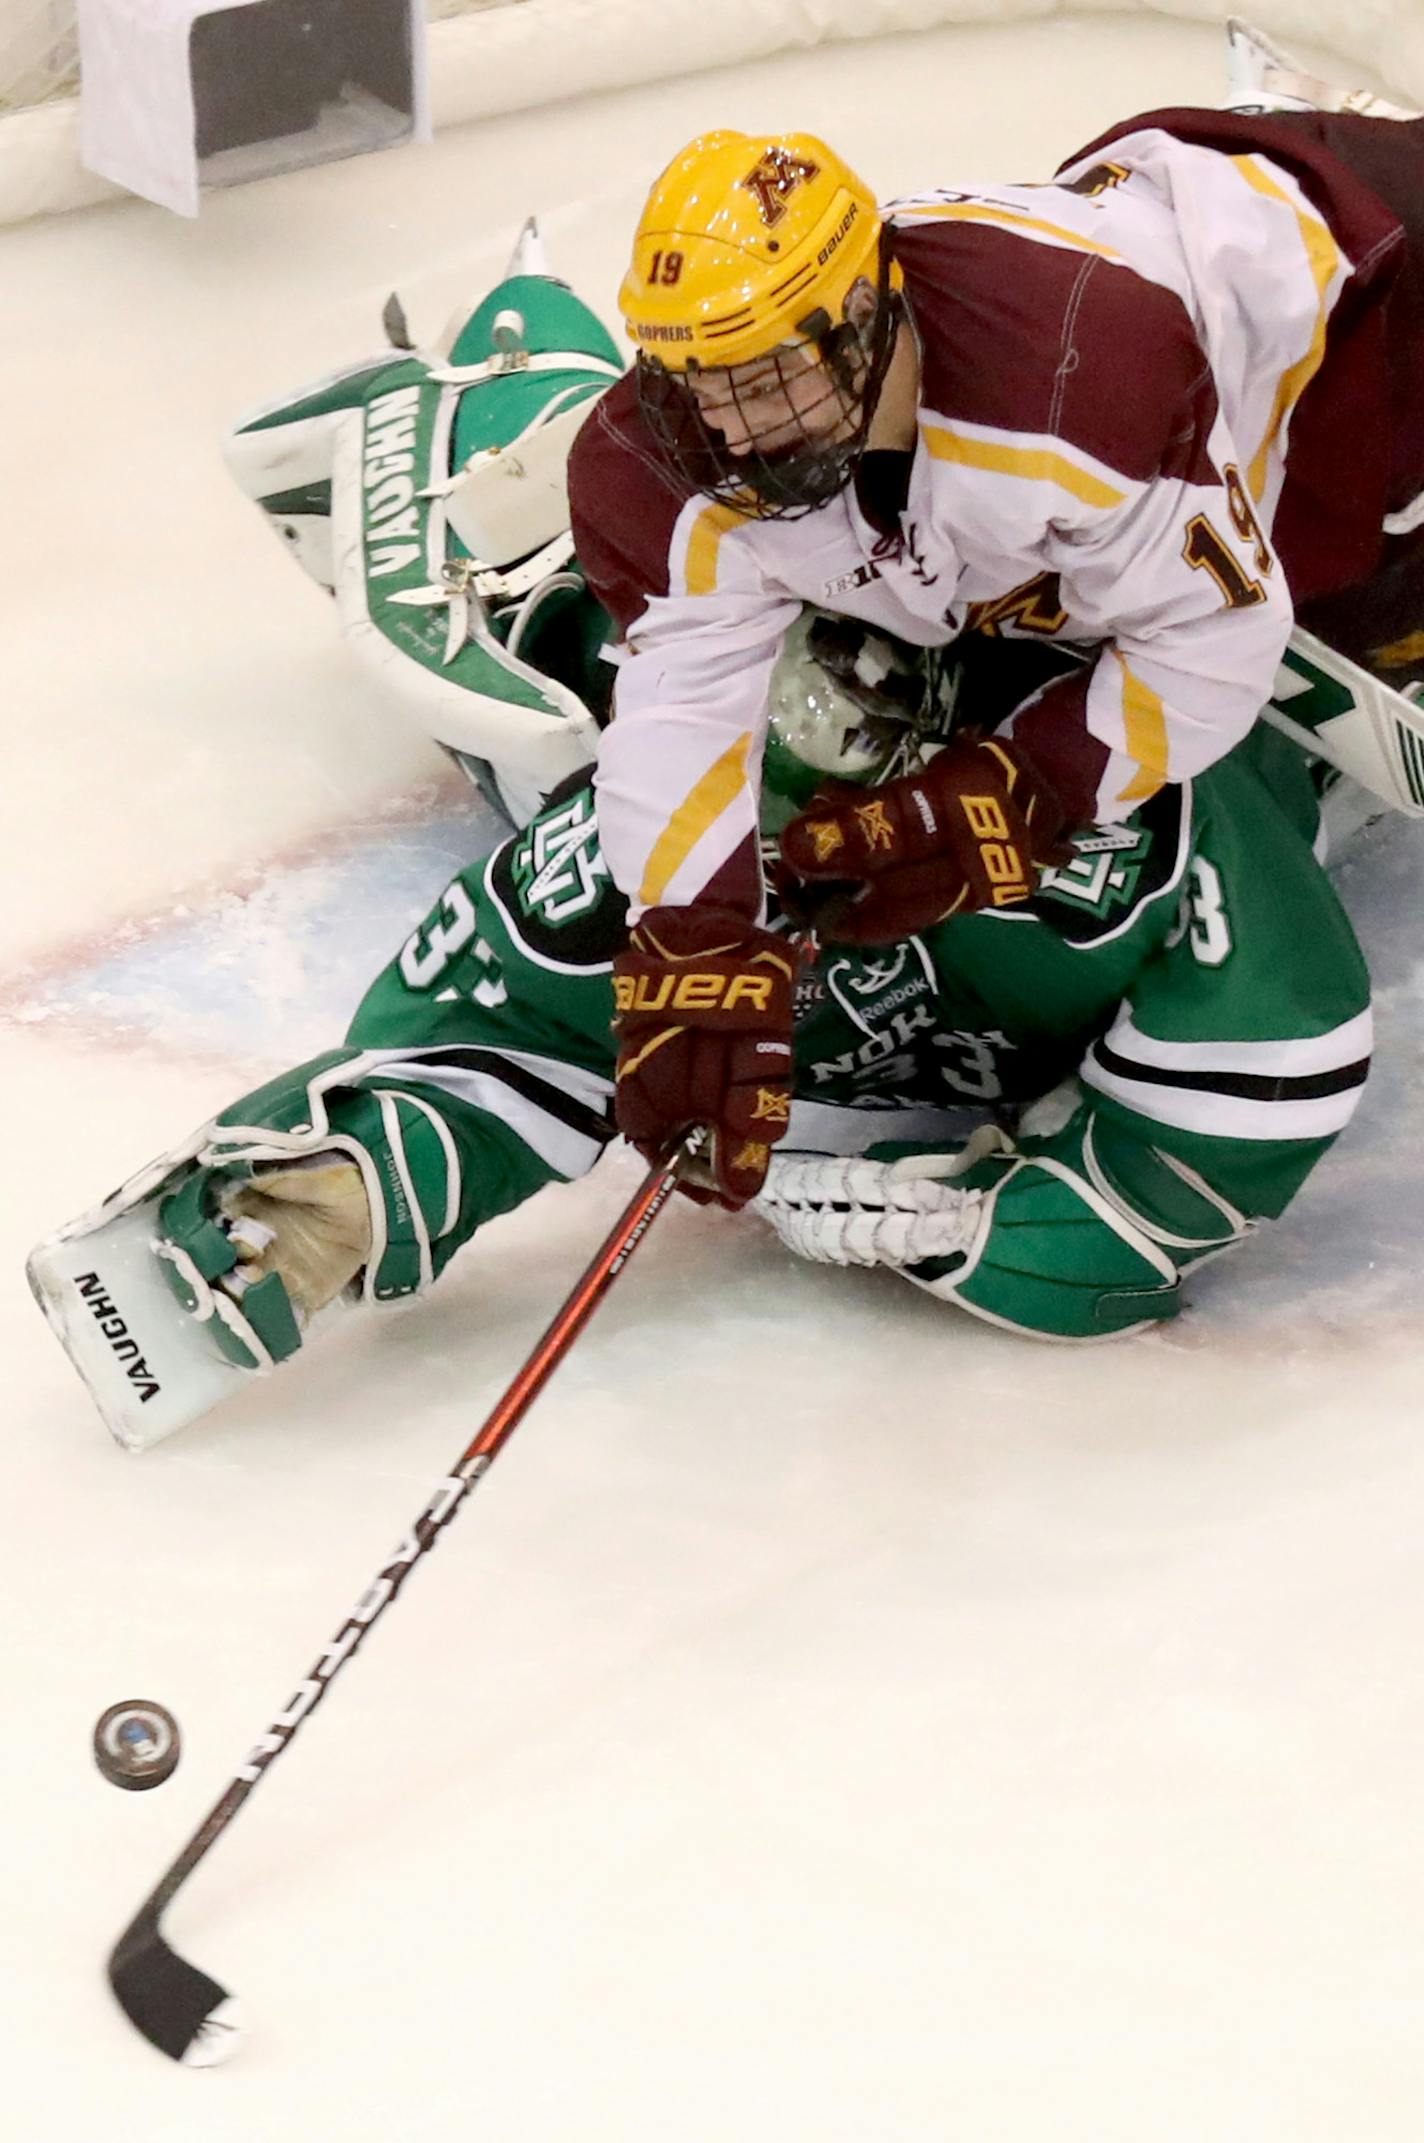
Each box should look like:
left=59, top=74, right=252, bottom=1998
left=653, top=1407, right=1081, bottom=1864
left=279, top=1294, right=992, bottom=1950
left=613, top=967, right=780, bottom=1016
left=611, top=904, right=798, bottom=1206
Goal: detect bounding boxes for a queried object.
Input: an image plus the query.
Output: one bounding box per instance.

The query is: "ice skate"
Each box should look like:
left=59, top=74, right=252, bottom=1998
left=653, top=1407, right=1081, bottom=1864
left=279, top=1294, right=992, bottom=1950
left=1224, top=15, right=1419, bottom=120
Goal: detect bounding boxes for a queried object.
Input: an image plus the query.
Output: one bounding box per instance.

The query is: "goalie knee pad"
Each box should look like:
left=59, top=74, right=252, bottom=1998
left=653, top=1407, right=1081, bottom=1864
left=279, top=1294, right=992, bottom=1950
left=908, top=1113, right=1248, bottom=1341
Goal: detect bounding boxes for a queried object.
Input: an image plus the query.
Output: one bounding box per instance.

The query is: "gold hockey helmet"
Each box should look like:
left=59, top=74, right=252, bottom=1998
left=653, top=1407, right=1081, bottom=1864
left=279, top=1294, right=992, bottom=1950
left=618, top=132, right=886, bottom=371
left=618, top=132, right=902, bottom=515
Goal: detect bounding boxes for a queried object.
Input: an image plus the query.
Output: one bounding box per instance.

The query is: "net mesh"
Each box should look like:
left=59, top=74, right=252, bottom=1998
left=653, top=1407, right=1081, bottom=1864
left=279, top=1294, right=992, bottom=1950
left=0, top=0, right=526, bottom=114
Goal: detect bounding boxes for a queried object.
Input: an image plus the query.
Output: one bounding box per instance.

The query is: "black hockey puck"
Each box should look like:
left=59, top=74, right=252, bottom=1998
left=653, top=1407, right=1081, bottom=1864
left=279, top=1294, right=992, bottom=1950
left=93, top=1700, right=182, bottom=1791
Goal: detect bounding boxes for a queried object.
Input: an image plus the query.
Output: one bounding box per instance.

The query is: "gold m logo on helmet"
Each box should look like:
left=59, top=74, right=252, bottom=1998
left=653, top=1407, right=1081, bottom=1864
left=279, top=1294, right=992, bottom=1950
left=740, top=147, right=821, bottom=229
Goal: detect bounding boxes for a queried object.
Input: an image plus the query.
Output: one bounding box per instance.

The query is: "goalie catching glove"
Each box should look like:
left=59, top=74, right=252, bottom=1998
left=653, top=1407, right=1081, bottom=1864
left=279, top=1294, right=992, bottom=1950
left=219, top=1158, right=373, bottom=1316
left=612, top=904, right=798, bottom=1206
left=777, top=736, right=1070, bottom=944
left=156, top=1156, right=374, bottom=1370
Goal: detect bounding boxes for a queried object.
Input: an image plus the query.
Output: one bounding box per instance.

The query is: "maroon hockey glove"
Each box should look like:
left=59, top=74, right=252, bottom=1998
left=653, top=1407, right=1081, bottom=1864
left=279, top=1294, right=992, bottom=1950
left=612, top=904, right=798, bottom=1208
left=778, top=736, right=1071, bottom=946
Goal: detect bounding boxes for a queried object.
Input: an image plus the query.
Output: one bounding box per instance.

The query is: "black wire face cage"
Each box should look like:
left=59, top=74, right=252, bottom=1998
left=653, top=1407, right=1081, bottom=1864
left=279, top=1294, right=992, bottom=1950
left=635, top=265, right=902, bottom=519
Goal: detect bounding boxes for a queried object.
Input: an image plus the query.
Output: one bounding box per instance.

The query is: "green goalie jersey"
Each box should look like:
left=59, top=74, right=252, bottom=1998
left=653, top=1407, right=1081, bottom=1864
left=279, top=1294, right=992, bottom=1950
left=186, top=722, right=1369, bottom=1344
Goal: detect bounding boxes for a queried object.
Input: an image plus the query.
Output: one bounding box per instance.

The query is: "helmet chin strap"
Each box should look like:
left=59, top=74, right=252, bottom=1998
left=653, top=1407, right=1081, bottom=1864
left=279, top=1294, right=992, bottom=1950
left=862, top=301, right=921, bottom=457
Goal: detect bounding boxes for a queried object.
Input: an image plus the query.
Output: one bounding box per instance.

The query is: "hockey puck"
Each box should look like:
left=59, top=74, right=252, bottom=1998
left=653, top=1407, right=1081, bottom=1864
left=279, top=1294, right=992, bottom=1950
left=93, top=1700, right=182, bottom=1791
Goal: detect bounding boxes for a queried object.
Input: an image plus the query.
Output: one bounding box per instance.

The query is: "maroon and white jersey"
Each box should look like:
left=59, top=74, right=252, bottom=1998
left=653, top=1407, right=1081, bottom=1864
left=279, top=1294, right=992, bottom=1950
left=572, top=112, right=1413, bottom=920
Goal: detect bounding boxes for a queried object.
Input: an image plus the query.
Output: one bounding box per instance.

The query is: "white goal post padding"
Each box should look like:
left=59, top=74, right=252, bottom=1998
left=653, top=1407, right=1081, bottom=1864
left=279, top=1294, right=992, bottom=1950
left=1, top=0, right=1420, bottom=226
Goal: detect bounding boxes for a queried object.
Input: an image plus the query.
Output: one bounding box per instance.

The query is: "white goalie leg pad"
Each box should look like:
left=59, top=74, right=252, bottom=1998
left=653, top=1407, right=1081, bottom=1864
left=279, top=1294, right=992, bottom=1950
left=441, top=397, right=604, bottom=571
left=330, top=409, right=600, bottom=816
left=1266, top=628, right=1424, bottom=821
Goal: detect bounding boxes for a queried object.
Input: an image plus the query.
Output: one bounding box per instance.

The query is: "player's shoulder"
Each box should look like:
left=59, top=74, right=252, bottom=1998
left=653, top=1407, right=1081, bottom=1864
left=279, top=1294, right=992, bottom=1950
left=568, top=372, right=698, bottom=509
left=1062, top=107, right=1406, bottom=268
left=568, top=372, right=702, bottom=633
left=569, top=369, right=644, bottom=477
left=890, top=192, right=1213, bottom=485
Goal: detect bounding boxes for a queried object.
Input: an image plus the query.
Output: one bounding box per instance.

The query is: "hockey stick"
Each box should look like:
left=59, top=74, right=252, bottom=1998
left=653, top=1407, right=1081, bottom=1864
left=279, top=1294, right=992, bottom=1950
left=107, top=1136, right=698, bottom=2066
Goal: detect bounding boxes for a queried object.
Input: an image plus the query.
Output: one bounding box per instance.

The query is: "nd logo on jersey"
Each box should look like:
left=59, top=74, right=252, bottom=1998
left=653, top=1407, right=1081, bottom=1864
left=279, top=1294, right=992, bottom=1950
left=1037, top=825, right=1152, bottom=919
left=511, top=791, right=609, bottom=924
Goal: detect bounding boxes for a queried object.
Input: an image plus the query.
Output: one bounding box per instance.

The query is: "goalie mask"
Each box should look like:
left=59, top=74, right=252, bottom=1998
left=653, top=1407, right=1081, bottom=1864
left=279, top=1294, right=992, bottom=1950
left=618, top=132, right=902, bottom=517
left=759, top=611, right=957, bottom=843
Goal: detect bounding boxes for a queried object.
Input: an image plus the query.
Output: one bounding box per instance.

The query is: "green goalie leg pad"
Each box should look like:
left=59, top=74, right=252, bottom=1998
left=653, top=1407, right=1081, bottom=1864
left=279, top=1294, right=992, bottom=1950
left=905, top=1114, right=1185, bottom=1341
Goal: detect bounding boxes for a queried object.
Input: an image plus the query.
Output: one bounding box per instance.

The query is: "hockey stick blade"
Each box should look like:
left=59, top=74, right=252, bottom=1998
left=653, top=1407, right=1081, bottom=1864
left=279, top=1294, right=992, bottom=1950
left=109, top=1906, right=243, bottom=2065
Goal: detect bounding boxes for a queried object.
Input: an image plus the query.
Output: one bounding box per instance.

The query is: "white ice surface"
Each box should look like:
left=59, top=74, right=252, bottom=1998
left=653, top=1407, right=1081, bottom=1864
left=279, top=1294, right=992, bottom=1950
left=5, top=16, right=1424, bottom=2142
